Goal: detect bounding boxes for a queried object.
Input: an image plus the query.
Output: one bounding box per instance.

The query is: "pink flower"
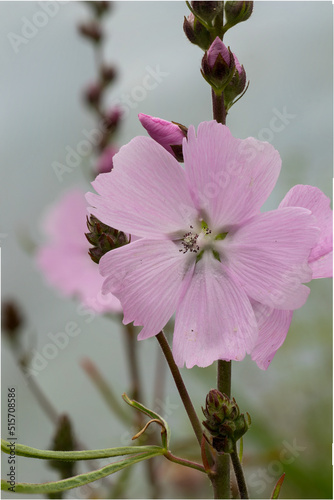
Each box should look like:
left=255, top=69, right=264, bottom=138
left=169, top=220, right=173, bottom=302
left=36, top=189, right=122, bottom=314
left=138, top=113, right=186, bottom=158
left=251, top=185, right=332, bottom=369
left=87, top=121, right=322, bottom=368
left=96, top=146, right=118, bottom=174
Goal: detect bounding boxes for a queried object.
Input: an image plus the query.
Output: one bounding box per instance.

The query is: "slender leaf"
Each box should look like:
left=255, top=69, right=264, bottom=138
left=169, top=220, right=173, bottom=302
left=1, top=439, right=163, bottom=462
left=1, top=451, right=162, bottom=494
left=271, top=473, right=286, bottom=499
left=122, top=393, right=170, bottom=448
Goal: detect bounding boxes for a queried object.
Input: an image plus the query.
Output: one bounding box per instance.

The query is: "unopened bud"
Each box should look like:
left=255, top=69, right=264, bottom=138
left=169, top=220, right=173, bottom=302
left=78, top=21, right=102, bottom=43
left=138, top=114, right=187, bottom=162
left=2, top=300, right=24, bottom=340
left=201, top=37, right=235, bottom=94
left=202, top=390, right=251, bottom=454
left=84, top=83, right=102, bottom=106
left=100, top=64, right=117, bottom=84
left=224, top=53, right=247, bottom=109
left=183, top=13, right=212, bottom=51
left=225, top=1, right=253, bottom=27
left=86, top=215, right=128, bottom=264
left=49, top=415, right=76, bottom=479
left=190, top=1, right=223, bottom=25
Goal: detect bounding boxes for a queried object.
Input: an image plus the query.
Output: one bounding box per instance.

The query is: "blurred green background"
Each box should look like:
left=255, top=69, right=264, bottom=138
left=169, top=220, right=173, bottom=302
left=1, top=2, right=332, bottom=499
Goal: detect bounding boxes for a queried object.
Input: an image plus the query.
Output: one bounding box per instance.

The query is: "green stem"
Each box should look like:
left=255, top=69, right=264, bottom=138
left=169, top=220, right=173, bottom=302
left=163, top=450, right=206, bottom=474
left=212, top=89, right=227, bottom=125
left=156, top=331, right=203, bottom=446
left=210, top=360, right=232, bottom=499
left=123, top=323, right=143, bottom=403
left=230, top=443, right=249, bottom=499
left=81, top=358, right=131, bottom=424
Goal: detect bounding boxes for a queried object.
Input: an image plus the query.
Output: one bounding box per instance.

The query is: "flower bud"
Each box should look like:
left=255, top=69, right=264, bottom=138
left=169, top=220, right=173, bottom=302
left=202, top=390, right=251, bottom=454
left=86, top=215, right=128, bottom=264
left=190, top=1, right=223, bottom=25
left=138, top=114, right=187, bottom=162
left=78, top=21, right=102, bottom=43
left=84, top=82, right=102, bottom=107
left=223, top=53, right=247, bottom=108
left=2, top=300, right=24, bottom=340
left=100, top=64, right=117, bottom=85
left=183, top=13, right=212, bottom=51
left=225, top=1, right=253, bottom=27
left=104, top=107, right=123, bottom=131
left=201, top=37, right=235, bottom=94
left=49, top=415, right=76, bottom=479
left=87, top=1, right=110, bottom=17
left=95, top=146, right=118, bottom=174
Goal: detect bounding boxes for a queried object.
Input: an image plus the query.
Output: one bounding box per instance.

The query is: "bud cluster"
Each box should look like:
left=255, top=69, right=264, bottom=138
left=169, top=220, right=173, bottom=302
left=184, top=1, right=252, bottom=110
left=183, top=1, right=253, bottom=49
left=78, top=1, right=121, bottom=175
left=202, top=389, right=251, bottom=454
left=86, top=215, right=128, bottom=264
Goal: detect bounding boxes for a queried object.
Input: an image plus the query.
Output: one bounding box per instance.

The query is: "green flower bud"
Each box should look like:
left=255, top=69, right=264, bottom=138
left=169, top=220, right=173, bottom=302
left=202, top=390, right=251, bottom=454
left=225, top=1, right=253, bottom=27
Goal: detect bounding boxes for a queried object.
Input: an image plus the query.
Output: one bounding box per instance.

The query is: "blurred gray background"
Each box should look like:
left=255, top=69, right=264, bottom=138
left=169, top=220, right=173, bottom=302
left=1, top=1, right=332, bottom=499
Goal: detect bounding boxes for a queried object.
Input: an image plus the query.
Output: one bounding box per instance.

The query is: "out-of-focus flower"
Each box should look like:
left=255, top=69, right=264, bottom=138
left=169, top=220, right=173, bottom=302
left=95, top=146, right=118, bottom=174
left=84, top=83, right=102, bottom=107
left=138, top=113, right=187, bottom=161
left=36, top=189, right=122, bottom=314
left=251, top=185, right=332, bottom=369
left=87, top=121, right=326, bottom=368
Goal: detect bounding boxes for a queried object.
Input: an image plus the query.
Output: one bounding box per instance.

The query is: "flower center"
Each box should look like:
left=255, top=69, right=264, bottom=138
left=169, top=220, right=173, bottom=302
left=178, top=221, right=228, bottom=261
left=179, top=222, right=213, bottom=254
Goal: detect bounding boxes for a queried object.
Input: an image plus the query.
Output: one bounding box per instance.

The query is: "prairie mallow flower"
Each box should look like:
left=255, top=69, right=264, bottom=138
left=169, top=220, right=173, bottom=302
left=37, top=189, right=122, bottom=314
left=87, top=121, right=326, bottom=368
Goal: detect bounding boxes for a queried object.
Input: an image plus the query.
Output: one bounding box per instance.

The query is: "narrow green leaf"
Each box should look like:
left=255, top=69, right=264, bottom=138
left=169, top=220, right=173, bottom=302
left=122, top=393, right=170, bottom=448
left=1, top=451, right=162, bottom=494
left=1, top=439, right=163, bottom=462
left=271, top=473, right=286, bottom=499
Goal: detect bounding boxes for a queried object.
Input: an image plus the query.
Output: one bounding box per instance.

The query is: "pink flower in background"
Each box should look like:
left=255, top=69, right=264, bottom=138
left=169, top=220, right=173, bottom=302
left=96, top=146, right=118, bottom=174
left=36, top=189, right=122, bottom=314
left=138, top=113, right=186, bottom=157
left=87, top=121, right=326, bottom=368
left=251, top=185, right=332, bottom=369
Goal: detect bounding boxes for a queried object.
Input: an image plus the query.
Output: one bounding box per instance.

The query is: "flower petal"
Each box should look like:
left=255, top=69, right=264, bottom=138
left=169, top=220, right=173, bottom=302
left=173, top=252, right=258, bottom=368
left=86, top=136, right=197, bottom=238
left=183, top=121, right=281, bottom=228
left=99, top=238, right=194, bottom=339
left=279, top=184, right=333, bottom=279
left=37, top=245, right=121, bottom=314
left=221, top=207, right=319, bottom=310
left=250, top=302, right=293, bottom=370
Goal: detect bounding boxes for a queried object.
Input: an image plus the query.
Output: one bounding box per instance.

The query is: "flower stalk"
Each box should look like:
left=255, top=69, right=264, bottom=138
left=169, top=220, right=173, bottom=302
left=230, top=442, right=249, bottom=499
left=156, top=331, right=203, bottom=446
